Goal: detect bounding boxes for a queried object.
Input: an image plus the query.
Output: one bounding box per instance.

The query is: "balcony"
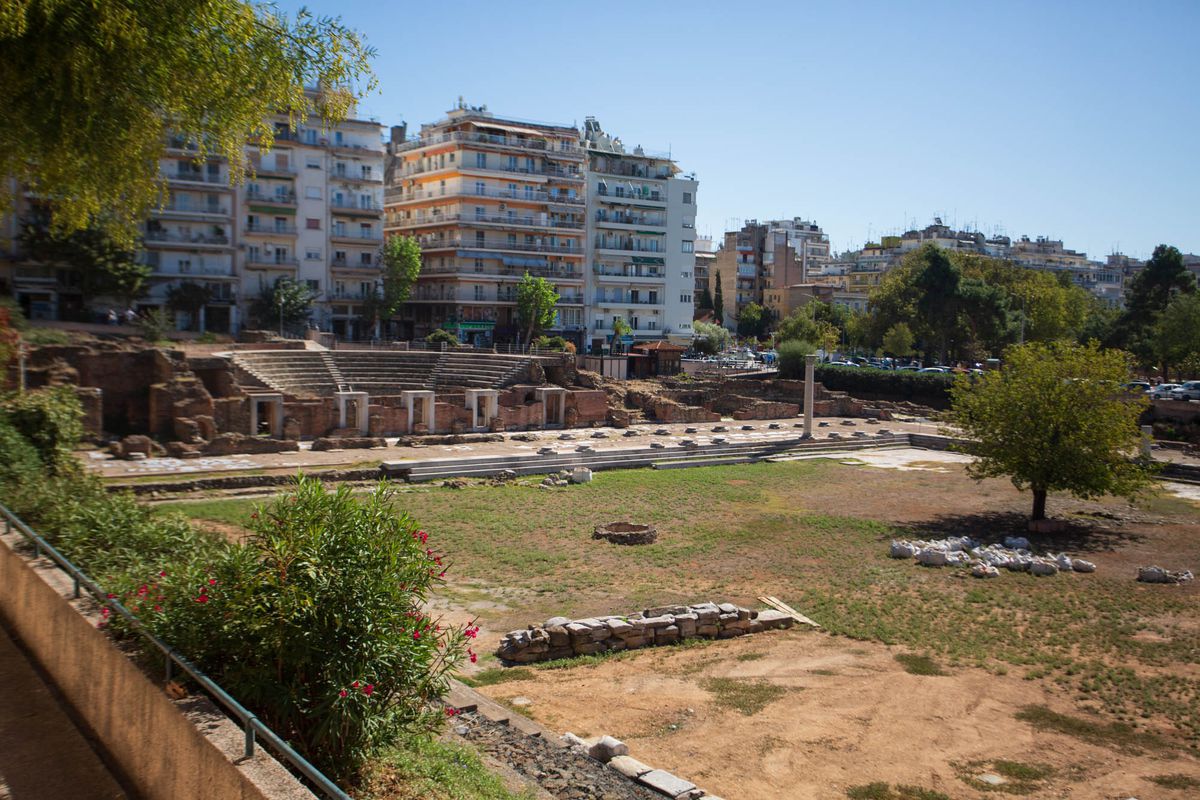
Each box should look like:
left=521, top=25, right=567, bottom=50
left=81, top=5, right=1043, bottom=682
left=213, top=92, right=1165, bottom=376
left=392, top=130, right=582, bottom=157
left=557, top=294, right=585, bottom=305
left=168, top=171, right=227, bottom=186
left=331, top=170, right=383, bottom=185
left=244, top=223, right=297, bottom=235
left=144, top=230, right=231, bottom=247
left=592, top=268, right=665, bottom=282
left=247, top=162, right=296, bottom=177
left=245, top=190, right=297, bottom=206
left=160, top=202, right=229, bottom=218
left=594, top=212, right=666, bottom=228
left=331, top=200, right=380, bottom=217
left=418, top=237, right=582, bottom=256
left=398, top=161, right=583, bottom=181
left=590, top=162, right=672, bottom=180
left=152, top=265, right=235, bottom=278
left=330, top=230, right=383, bottom=243
left=594, top=238, right=664, bottom=254
left=398, top=212, right=583, bottom=231
left=385, top=186, right=584, bottom=206
left=331, top=259, right=379, bottom=271
left=245, top=256, right=299, bottom=269
left=593, top=295, right=664, bottom=307
left=595, top=187, right=664, bottom=203
left=419, top=264, right=582, bottom=281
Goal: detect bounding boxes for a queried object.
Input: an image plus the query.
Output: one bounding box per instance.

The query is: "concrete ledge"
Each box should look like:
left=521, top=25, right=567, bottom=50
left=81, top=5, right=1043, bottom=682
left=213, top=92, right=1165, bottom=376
left=0, top=530, right=316, bottom=800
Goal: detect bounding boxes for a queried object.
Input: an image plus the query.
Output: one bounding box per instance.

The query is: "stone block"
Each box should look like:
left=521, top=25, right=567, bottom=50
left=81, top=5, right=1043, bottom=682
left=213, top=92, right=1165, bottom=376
left=696, top=624, right=719, bottom=638
left=546, top=625, right=570, bottom=648
left=655, top=625, right=680, bottom=645
left=674, top=613, right=698, bottom=638
left=637, top=770, right=697, bottom=798
left=608, top=756, right=653, bottom=779
left=574, top=641, right=607, bottom=655
left=756, top=609, right=795, bottom=630
left=587, top=735, right=628, bottom=763
left=641, top=615, right=674, bottom=629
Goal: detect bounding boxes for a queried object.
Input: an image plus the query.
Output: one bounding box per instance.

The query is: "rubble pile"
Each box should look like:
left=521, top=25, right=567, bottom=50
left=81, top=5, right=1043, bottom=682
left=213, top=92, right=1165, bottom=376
left=495, top=602, right=795, bottom=664
left=889, top=535, right=1097, bottom=578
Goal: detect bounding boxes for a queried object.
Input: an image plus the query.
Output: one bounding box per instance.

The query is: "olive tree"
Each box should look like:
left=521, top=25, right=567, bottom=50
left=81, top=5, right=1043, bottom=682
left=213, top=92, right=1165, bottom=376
left=947, top=341, right=1153, bottom=521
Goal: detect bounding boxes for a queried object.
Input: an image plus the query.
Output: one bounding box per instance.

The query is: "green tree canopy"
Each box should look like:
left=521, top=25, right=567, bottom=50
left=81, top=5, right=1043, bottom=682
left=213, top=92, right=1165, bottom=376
left=698, top=283, right=714, bottom=311
left=516, top=272, right=559, bottom=344
left=947, top=341, right=1153, bottom=521
left=713, top=271, right=725, bottom=324
left=19, top=210, right=151, bottom=307
left=165, top=281, right=212, bottom=331
left=882, top=322, right=915, bottom=357
left=378, top=234, right=422, bottom=318
left=0, top=1, right=375, bottom=245
left=1154, top=292, right=1200, bottom=380
left=249, top=277, right=314, bottom=331
left=736, top=302, right=771, bottom=339
left=692, top=320, right=732, bottom=355
left=1112, top=244, right=1196, bottom=370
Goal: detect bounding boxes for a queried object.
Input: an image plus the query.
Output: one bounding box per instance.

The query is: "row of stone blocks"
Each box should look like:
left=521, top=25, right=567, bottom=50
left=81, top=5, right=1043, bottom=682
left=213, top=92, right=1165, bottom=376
left=494, top=602, right=795, bottom=664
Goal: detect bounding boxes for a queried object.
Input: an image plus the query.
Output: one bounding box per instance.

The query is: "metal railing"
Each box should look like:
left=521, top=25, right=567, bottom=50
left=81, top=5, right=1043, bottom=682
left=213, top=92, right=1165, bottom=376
left=0, top=502, right=352, bottom=800
left=384, top=186, right=584, bottom=205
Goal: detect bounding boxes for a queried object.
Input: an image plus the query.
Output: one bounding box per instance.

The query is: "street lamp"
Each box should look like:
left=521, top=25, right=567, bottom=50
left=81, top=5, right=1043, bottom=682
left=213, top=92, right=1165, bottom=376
left=277, top=291, right=284, bottom=338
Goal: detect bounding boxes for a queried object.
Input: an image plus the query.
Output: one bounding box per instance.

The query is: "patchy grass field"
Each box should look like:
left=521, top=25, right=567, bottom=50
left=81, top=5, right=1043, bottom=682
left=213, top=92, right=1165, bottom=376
left=161, top=459, right=1200, bottom=799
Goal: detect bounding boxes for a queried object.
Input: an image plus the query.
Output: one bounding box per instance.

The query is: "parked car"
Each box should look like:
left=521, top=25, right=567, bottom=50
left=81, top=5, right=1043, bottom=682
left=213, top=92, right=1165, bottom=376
left=895, top=365, right=921, bottom=371
left=1122, top=381, right=1152, bottom=394
left=1150, top=383, right=1181, bottom=399
left=1169, top=381, right=1200, bottom=401
left=918, top=367, right=949, bottom=373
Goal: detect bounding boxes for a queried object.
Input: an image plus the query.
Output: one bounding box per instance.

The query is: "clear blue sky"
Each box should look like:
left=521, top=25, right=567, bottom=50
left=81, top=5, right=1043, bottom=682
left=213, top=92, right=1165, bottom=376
left=283, top=0, right=1199, bottom=260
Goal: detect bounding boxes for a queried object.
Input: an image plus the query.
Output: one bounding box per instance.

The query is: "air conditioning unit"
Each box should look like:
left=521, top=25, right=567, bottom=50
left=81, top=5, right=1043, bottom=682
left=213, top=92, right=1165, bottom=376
left=498, top=203, right=506, bottom=210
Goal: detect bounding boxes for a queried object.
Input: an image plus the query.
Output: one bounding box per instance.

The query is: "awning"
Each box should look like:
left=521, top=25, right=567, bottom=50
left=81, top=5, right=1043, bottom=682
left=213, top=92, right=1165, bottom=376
left=249, top=205, right=296, bottom=215
left=473, top=121, right=549, bottom=138
left=635, top=230, right=664, bottom=236
left=456, top=249, right=506, bottom=260
left=503, top=256, right=549, bottom=268
left=455, top=320, right=496, bottom=330
left=631, top=256, right=664, bottom=265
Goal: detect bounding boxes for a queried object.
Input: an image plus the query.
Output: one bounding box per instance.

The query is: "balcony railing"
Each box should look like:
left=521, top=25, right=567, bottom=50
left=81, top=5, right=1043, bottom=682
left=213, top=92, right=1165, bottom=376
left=418, top=237, right=581, bottom=255
left=245, top=190, right=297, bottom=204
left=591, top=163, right=672, bottom=180
left=169, top=171, right=227, bottom=185
left=593, top=295, right=663, bottom=306
left=161, top=202, right=229, bottom=216
left=144, top=230, right=230, bottom=245
left=331, top=259, right=379, bottom=270
left=331, top=200, right=379, bottom=214
left=332, top=170, right=383, bottom=184
left=594, top=239, right=663, bottom=253
left=419, top=264, right=581, bottom=280
left=384, top=186, right=584, bottom=205
left=245, top=256, right=299, bottom=267
left=330, top=230, right=382, bottom=241
left=244, top=223, right=298, bottom=235
left=596, top=188, right=663, bottom=202
left=153, top=265, right=236, bottom=278
left=594, top=212, right=666, bottom=227
left=247, top=162, right=296, bottom=176
left=593, top=268, right=665, bottom=280
left=397, top=162, right=583, bottom=180
left=398, top=212, right=582, bottom=230
left=393, top=130, right=581, bottom=155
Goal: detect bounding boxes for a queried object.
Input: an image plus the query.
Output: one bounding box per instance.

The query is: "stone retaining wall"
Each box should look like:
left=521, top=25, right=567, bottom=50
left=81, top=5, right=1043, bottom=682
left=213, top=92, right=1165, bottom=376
left=495, top=602, right=795, bottom=664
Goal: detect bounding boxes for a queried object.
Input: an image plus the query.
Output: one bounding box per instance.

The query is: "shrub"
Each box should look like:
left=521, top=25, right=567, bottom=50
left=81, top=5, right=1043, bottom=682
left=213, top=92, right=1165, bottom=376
left=155, top=479, right=470, bottom=781
left=0, top=417, right=44, bottom=494
left=533, top=335, right=576, bottom=354
left=424, top=328, right=458, bottom=347
left=1, top=386, right=84, bottom=474
left=813, top=364, right=956, bottom=403
left=777, top=340, right=816, bottom=379
left=136, top=308, right=172, bottom=342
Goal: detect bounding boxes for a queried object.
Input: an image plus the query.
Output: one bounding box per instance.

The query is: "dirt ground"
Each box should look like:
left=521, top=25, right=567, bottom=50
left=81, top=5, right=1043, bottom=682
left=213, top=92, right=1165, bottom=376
left=461, top=454, right=1200, bottom=800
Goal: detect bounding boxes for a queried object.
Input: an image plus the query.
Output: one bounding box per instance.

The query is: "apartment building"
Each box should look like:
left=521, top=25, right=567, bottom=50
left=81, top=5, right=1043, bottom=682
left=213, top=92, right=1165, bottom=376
left=693, top=236, right=716, bottom=310
left=582, top=117, right=697, bottom=351
left=711, top=222, right=768, bottom=331
left=383, top=101, right=586, bottom=346
left=762, top=218, right=830, bottom=284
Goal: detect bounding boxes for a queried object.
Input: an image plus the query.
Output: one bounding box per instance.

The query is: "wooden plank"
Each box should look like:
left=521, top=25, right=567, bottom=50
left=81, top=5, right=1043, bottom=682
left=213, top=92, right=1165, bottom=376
left=759, top=595, right=821, bottom=628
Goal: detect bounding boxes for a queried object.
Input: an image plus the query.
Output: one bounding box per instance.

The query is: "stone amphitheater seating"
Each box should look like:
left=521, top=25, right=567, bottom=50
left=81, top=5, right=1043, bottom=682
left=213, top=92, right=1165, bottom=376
left=230, top=350, right=533, bottom=397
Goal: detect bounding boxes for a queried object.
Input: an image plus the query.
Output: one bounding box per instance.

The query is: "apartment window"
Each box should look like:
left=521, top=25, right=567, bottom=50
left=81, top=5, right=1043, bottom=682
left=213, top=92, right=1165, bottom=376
left=334, top=131, right=344, bottom=146
left=474, top=258, right=484, bottom=273
left=448, top=153, right=455, bottom=163
left=682, top=270, right=691, bottom=278
left=306, top=158, right=321, bottom=169
left=178, top=259, right=192, bottom=274
left=475, top=152, right=486, bottom=168
left=681, top=294, right=691, bottom=303
left=335, top=162, right=347, bottom=177
left=334, top=280, right=346, bottom=296
left=304, top=129, right=318, bottom=145
left=682, top=240, right=694, bottom=253
left=506, top=155, right=517, bottom=170
left=360, top=281, right=372, bottom=297
left=306, top=218, right=320, bottom=230
left=475, top=231, right=485, bottom=246
left=334, top=250, right=347, bottom=263
left=360, top=193, right=372, bottom=209
left=507, top=234, right=517, bottom=246
left=474, top=285, right=485, bottom=301
left=361, top=165, right=372, bottom=179
left=306, top=279, right=320, bottom=292
left=475, top=206, right=485, bottom=220
left=360, top=223, right=372, bottom=238
left=306, top=186, right=321, bottom=199
left=361, top=251, right=373, bottom=265
left=305, top=249, right=321, bottom=261
left=475, top=181, right=485, bottom=195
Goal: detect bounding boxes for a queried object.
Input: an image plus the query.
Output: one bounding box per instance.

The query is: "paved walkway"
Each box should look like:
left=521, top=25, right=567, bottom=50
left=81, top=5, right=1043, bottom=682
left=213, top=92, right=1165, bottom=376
left=0, top=624, right=127, bottom=800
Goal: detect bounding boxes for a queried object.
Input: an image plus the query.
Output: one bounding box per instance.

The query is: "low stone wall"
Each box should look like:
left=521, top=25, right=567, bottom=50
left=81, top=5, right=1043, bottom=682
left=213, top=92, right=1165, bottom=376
left=495, top=602, right=795, bottom=664
left=0, top=529, right=314, bottom=800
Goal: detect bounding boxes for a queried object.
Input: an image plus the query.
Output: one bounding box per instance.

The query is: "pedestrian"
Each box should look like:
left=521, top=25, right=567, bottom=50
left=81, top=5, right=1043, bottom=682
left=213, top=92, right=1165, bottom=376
left=107, top=308, right=118, bottom=325
left=124, top=308, right=137, bottom=324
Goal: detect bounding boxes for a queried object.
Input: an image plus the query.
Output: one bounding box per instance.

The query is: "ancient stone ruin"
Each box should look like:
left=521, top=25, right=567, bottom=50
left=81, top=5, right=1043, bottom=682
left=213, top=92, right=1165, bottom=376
left=593, top=522, right=657, bottom=545
left=494, top=602, right=795, bottom=664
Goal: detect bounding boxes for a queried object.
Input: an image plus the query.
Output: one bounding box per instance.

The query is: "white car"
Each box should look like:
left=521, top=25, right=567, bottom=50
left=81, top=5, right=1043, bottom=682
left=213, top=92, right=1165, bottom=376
left=1170, top=381, right=1200, bottom=401
left=1151, top=383, right=1180, bottom=399
left=918, top=367, right=949, bottom=373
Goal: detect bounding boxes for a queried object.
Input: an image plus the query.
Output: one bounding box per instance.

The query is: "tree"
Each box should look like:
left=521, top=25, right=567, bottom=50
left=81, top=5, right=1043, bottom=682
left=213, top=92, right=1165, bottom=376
left=248, top=278, right=313, bottom=331
left=0, top=1, right=375, bottom=245
left=882, top=322, right=915, bottom=357
left=19, top=212, right=151, bottom=308
left=736, top=302, right=770, bottom=339
left=777, top=339, right=816, bottom=379
left=165, top=281, right=213, bottom=331
left=375, top=234, right=422, bottom=330
left=610, top=316, right=632, bottom=353
left=914, top=245, right=964, bottom=363
left=713, top=271, right=725, bottom=324
left=1114, top=245, right=1196, bottom=372
left=947, top=341, right=1153, bottom=521
left=692, top=320, right=731, bottom=355
left=1154, top=292, right=1200, bottom=380
left=516, top=272, right=558, bottom=344
left=698, top=283, right=714, bottom=311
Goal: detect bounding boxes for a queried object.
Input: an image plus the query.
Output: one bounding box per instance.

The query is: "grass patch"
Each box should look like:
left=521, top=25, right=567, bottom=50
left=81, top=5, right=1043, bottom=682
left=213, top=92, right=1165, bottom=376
left=954, top=759, right=1054, bottom=794
left=1015, top=705, right=1173, bottom=754
left=365, top=735, right=534, bottom=800
left=846, top=783, right=950, bottom=800
left=894, top=653, right=946, bottom=676
left=701, top=677, right=788, bottom=716
left=459, top=668, right=535, bottom=688
left=1147, top=774, right=1200, bottom=790
left=736, top=651, right=766, bottom=662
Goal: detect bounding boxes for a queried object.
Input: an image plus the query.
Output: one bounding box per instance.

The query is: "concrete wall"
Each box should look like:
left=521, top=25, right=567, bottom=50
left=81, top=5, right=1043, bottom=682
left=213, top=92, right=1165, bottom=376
left=0, top=529, right=315, bottom=800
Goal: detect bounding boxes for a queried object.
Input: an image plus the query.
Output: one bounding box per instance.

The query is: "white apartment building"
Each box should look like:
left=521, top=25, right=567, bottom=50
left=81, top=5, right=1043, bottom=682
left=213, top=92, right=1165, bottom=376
left=582, top=117, right=697, bottom=351
left=762, top=218, right=831, bottom=282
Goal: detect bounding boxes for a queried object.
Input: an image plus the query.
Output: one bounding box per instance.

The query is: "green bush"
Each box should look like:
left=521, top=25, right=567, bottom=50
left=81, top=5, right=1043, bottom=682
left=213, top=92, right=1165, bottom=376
left=1, top=386, right=84, bottom=474
left=424, top=328, right=458, bottom=346
left=813, top=364, right=956, bottom=403
left=23, top=327, right=70, bottom=345
left=0, top=418, right=45, bottom=494
left=153, top=479, right=470, bottom=781
left=777, top=340, right=816, bottom=379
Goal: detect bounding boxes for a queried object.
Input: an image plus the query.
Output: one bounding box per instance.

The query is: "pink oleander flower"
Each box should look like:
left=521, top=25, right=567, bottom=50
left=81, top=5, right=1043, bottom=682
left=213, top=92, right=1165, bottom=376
left=469, top=650, right=477, bottom=664
left=413, top=631, right=421, bottom=640
left=195, top=595, right=209, bottom=604
left=339, top=690, right=348, bottom=698
left=363, top=684, right=374, bottom=696
left=351, top=681, right=360, bottom=688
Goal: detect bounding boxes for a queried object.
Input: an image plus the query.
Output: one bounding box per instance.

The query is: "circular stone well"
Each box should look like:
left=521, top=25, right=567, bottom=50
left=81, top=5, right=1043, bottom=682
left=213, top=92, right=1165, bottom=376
left=593, top=521, right=657, bottom=545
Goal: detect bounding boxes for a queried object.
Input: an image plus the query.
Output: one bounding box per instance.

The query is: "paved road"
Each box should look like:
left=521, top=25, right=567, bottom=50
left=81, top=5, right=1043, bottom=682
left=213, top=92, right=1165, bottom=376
left=0, top=623, right=127, bottom=800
